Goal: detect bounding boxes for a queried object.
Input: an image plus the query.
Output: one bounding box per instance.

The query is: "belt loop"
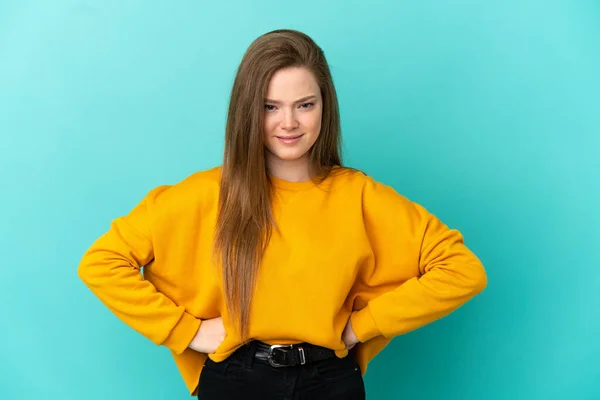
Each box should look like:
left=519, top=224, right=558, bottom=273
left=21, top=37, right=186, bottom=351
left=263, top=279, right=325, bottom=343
left=242, top=340, right=258, bottom=368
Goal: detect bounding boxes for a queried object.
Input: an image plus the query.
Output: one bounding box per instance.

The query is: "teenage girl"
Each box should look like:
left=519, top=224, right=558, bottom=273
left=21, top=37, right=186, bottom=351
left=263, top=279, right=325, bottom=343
left=78, top=29, right=487, bottom=399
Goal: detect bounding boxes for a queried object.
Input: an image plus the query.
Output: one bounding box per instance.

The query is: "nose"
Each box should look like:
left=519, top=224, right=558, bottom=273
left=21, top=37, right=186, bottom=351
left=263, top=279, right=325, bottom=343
left=280, top=109, right=299, bottom=131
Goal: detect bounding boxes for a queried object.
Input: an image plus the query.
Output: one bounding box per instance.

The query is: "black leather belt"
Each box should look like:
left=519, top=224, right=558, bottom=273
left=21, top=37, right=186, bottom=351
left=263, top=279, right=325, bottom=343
left=253, top=342, right=336, bottom=367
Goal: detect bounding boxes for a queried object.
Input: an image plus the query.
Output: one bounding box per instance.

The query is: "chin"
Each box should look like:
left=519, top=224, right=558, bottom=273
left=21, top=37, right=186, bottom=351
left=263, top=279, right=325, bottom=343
left=275, top=152, right=309, bottom=161
left=268, top=148, right=310, bottom=162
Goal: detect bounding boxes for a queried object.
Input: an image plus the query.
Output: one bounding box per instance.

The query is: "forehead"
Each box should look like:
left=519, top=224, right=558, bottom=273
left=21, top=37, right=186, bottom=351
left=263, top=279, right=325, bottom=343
left=266, top=67, right=320, bottom=100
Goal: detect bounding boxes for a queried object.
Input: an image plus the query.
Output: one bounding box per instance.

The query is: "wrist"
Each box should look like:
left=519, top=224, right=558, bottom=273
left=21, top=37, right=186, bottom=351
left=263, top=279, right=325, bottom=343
left=187, top=319, right=203, bottom=350
left=350, top=307, right=381, bottom=343
left=164, top=312, right=201, bottom=354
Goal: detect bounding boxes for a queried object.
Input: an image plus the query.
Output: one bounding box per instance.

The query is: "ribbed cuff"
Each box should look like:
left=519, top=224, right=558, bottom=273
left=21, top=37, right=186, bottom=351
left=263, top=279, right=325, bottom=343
left=350, top=306, right=382, bottom=343
left=162, top=311, right=201, bottom=355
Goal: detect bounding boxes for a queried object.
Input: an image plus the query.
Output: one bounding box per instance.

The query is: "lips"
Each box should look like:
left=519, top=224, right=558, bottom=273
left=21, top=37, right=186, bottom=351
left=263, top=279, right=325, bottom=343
left=276, top=134, right=303, bottom=139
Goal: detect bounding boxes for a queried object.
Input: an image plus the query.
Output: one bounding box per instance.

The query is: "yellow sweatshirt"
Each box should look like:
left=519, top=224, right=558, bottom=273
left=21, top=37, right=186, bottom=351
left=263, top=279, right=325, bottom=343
left=78, top=165, right=487, bottom=396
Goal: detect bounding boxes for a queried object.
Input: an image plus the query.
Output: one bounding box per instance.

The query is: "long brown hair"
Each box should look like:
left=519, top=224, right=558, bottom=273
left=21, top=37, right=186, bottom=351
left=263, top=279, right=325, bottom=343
left=213, top=29, right=344, bottom=339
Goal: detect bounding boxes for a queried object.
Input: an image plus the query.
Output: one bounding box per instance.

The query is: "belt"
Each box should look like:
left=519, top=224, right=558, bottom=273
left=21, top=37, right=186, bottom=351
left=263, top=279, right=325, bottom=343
left=253, top=341, right=336, bottom=368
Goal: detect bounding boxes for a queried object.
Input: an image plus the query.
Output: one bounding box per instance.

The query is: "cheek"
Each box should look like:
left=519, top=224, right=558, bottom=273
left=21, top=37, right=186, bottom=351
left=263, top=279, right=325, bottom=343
left=305, top=112, right=322, bottom=133
left=263, top=115, right=277, bottom=135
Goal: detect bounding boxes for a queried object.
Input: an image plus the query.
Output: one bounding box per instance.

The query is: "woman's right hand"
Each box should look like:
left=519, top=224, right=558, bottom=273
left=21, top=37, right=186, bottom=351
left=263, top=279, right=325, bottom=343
left=188, top=317, right=226, bottom=354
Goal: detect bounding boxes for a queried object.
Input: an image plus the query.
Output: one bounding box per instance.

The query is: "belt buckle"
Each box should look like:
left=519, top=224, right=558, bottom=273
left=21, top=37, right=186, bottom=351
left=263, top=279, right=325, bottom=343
left=267, top=344, right=294, bottom=367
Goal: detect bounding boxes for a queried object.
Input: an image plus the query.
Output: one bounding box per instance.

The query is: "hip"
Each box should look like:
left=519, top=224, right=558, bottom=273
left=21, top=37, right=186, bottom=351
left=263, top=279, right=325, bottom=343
left=197, top=341, right=365, bottom=400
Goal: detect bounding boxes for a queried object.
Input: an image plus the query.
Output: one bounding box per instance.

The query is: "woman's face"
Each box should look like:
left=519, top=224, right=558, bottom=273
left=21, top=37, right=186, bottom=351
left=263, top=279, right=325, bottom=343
left=263, top=67, right=323, bottom=171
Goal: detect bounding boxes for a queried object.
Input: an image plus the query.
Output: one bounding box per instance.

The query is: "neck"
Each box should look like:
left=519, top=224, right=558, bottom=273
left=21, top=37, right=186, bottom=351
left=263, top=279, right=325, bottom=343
left=265, top=152, right=313, bottom=182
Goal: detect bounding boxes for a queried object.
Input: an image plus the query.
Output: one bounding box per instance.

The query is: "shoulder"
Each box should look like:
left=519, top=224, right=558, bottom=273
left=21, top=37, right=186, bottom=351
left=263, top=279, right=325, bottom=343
left=174, top=165, right=222, bottom=194
left=142, top=165, right=222, bottom=210
left=332, top=167, right=428, bottom=221
left=331, top=167, right=411, bottom=204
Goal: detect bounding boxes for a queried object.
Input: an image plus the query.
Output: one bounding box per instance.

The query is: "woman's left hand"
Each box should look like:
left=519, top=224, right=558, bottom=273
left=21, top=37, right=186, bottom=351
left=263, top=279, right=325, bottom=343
left=342, top=317, right=359, bottom=350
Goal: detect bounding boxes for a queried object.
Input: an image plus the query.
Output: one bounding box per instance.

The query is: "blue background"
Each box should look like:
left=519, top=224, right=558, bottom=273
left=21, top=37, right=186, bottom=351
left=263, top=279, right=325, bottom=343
left=1, top=1, right=599, bottom=399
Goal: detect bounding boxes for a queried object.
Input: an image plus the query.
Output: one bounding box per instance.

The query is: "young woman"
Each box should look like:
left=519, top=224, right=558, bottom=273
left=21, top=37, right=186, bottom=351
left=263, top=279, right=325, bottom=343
left=78, top=29, right=487, bottom=399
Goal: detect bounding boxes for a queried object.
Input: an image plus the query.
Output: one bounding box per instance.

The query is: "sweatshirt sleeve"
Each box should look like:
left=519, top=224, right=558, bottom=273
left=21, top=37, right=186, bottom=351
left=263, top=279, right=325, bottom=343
left=350, top=177, right=487, bottom=343
left=78, top=186, right=201, bottom=354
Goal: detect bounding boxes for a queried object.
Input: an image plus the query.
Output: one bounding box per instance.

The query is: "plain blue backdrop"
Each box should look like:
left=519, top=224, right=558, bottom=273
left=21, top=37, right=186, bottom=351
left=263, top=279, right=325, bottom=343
left=1, top=1, right=599, bottom=399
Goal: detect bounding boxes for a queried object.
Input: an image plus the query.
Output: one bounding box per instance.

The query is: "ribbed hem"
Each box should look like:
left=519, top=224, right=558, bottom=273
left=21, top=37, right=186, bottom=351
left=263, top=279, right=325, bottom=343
left=162, top=311, right=201, bottom=355
left=350, top=306, right=382, bottom=343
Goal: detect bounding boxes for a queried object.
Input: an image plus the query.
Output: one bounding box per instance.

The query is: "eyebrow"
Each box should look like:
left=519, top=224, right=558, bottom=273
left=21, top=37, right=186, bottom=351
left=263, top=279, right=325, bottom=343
left=264, top=95, right=317, bottom=105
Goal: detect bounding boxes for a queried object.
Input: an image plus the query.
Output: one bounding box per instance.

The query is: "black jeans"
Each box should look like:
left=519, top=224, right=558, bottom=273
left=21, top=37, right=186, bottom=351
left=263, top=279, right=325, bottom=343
left=197, top=342, right=366, bottom=400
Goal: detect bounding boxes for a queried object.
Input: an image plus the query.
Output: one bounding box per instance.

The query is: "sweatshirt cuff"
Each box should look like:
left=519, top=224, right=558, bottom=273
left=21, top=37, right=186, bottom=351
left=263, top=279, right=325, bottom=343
left=350, top=306, right=382, bottom=343
left=162, top=311, right=201, bottom=355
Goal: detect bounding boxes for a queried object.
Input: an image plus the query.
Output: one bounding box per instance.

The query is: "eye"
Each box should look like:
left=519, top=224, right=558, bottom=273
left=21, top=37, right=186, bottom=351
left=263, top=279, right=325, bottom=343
left=300, top=103, right=314, bottom=109
left=264, top=104, right=277, bottom=111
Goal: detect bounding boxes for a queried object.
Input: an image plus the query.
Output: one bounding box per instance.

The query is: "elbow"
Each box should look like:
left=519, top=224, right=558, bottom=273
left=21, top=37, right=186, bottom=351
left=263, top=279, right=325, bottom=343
left=77, top=248, right=141, bottom=289
left=77, top=253, right=93, bottom=286
left=77, top=249, right=106, bottom=287
left=469, top=261, right=487, bottom=296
